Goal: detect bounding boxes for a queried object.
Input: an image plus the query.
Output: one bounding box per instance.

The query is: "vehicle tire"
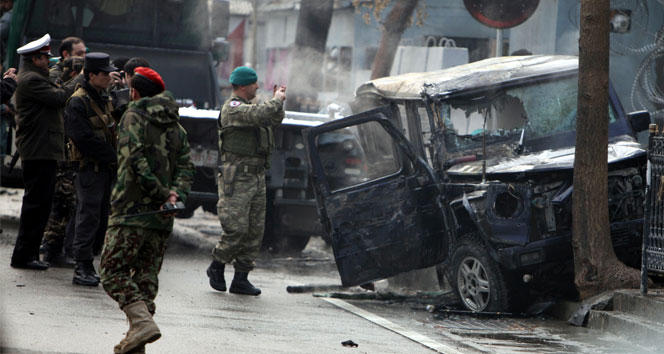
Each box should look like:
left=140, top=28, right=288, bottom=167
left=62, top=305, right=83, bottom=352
left=175, top=203, right=197, bottom=219
left=447, top=234, right=512, bottom=312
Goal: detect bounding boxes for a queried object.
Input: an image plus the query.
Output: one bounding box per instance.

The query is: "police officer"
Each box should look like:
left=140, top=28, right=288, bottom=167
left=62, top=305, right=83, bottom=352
left=100, top=67, right=194, bottom=354
left=206, top=66, right=286, bottom=295
left=64, top=52, right=117, bottom=286
left=10, top=34, right=79, bottom=270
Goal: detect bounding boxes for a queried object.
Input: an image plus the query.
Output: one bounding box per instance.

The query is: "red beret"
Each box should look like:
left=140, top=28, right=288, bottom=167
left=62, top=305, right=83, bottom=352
left=134, top=67, right=165, bottom=92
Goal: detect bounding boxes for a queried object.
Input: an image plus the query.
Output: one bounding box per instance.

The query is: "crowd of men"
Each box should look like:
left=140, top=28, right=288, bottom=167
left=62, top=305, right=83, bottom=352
left=1, top=31, right=287, bottom=353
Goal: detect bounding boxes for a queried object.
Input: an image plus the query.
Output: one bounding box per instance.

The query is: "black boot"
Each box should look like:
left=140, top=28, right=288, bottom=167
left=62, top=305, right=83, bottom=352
left=229, top=272, right=261, bottom=296
left=42, top=244, right=75, bottom=268
left=206, top=260, right=226, bottom=292
left=73, top=261, right=99, bottom=287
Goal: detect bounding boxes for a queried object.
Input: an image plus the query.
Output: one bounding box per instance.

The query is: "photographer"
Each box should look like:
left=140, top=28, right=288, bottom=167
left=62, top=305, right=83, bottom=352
left=109, top=56, right=128, bottom=91
left=206, top=66, right=286, bottom=296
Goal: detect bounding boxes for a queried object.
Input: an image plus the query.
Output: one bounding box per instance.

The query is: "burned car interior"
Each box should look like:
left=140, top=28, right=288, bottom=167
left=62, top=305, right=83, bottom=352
left=304, top=55, right=649, bottom=313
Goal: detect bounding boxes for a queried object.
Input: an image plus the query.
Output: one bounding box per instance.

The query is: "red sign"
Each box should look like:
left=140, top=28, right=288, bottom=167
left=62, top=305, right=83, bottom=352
left=464, top=0, right=540, bottom=29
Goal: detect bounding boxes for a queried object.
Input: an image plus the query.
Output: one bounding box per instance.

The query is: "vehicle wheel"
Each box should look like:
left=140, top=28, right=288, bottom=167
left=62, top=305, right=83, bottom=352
left=447, top=234, right=511, bottom=312
left=175, top=203, right=197, bottom=219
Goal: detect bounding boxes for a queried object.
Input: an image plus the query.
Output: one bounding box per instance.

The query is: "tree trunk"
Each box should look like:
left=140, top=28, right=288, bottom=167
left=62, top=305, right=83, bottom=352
left=285, top=0, right=335, bottom=111
left=573, top=0, right=639, bottom=300
left=370, top=0, right=419, bottom=80
left=247, top=0, right=258, bottom=68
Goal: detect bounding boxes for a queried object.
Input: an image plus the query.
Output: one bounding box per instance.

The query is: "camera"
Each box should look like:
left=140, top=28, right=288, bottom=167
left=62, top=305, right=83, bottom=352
left=162, top=201, right=185, bottom=211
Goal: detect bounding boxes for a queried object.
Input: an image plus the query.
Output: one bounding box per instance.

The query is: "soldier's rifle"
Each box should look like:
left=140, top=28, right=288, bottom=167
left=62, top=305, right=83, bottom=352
left=122, top=201, right=186, bottom=219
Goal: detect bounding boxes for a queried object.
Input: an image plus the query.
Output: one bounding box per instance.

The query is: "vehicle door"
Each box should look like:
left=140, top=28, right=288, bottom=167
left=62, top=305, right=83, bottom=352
left=303, top=106, right=453, bottom=286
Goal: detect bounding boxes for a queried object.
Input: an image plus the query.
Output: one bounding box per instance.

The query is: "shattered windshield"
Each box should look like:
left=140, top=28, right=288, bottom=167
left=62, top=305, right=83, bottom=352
left=440, top=76, right=617, bottom=154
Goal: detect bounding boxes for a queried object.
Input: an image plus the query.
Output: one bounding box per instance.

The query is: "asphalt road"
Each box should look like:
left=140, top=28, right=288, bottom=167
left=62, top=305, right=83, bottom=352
left=0, top=187, right=658, bottom=354
left=1, top=226, right=449, bottom=354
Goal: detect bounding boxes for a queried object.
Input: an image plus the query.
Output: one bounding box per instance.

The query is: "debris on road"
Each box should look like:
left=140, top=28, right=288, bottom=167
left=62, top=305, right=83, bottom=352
left=286, top=284, right=346, bottom=293
left=314, top=290, right=454, bottom=305
left=568, top=291, right=615, bottom=326
left=341, top=339, right=358, bottom=347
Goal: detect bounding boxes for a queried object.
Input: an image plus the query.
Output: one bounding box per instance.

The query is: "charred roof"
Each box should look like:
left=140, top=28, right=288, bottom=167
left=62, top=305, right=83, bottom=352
left=355, top=55, right=579, bottom=101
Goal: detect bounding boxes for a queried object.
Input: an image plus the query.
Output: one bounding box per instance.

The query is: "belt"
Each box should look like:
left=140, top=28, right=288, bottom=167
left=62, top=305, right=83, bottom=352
left=239, top=164, right=264, bottom=174
left=58, top=160, right=80, bottom=169
left=220, top=164, right=264, bottom=174
left=218, top=164, right=265, bottom=174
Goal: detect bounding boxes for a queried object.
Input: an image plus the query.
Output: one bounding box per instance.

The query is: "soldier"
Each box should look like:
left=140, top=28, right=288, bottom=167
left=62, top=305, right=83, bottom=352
left=49, top=36, right=85, bottom=85
left=99, top=67, right=194, bottom=354
left=64, top=52, right=117, bottom=286
left=40, top=55, right=85, bottom=268
left=10, top=34, right=79, bottom=270
left=59, top=56, right=84, bottom=83
left=206, top=66, right=286, bottom=295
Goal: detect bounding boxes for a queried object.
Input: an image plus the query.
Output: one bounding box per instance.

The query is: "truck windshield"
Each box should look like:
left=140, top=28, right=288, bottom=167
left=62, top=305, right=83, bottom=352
left=440, top=76, right=618, bottom=154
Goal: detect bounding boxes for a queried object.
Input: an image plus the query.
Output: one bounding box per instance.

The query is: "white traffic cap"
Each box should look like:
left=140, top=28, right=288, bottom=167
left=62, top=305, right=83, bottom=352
left=17, top=33, right=53, bottom=56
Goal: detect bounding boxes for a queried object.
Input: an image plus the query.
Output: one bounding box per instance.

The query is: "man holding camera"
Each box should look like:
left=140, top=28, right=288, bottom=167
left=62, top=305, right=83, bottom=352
left=99, top=67, right=194, bottom=354
left=206, top=66, right=286, bottom=296
left=40, top=54, right=84, bottom=268
left=49, top=36, right=86, bottom=85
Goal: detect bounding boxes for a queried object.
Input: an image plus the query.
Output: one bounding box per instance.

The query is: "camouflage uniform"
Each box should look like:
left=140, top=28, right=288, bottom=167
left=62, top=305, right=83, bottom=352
left=212, top=94, right=284, bottom=272
left=49, top=59, right=65, bottom=85
left=41, top=67, right=85, bottom=259
left=41, top=163, right=76, bottom=251
left=100, top=91, right=194, bottom=313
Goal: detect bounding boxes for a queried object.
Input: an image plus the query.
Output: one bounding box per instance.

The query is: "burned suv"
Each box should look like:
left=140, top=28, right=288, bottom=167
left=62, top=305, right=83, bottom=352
left=303, top=56, right=649, bottom=312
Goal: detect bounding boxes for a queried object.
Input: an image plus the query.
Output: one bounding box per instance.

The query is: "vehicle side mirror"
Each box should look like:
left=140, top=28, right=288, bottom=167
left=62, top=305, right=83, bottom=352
left=627, top=110, right=651, bottom=133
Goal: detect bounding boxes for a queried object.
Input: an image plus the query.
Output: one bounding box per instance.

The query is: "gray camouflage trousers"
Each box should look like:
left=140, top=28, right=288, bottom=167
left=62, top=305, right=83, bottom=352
left=212, top=171, right=266, bottom=272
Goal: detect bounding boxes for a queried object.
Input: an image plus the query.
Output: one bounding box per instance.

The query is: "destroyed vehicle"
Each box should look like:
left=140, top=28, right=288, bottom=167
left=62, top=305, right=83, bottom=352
left=303, top=55, right=650, bottom=312
left=179, top=108, right=346, bottom=253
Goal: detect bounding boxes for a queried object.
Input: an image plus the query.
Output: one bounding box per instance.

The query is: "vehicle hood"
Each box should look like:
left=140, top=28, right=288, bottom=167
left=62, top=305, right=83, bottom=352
left=447, top=139, right=645, bottom=175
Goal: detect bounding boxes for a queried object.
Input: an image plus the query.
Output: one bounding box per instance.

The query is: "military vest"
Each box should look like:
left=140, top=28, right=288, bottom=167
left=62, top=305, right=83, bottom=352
left=67, top=86, right=116, bottom=164
left=219, top=125, right=274, bottom=158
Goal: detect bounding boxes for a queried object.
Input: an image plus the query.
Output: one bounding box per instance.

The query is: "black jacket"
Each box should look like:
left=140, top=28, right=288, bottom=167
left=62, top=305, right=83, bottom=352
left=14, top=60, right=79, bottom=161
left=64, top=80, right=117, bottom=166
left=0, top=76, right=16, bottom=104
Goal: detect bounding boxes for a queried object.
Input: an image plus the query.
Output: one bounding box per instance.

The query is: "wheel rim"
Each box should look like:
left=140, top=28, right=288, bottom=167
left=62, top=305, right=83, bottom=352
left=457, top=256, right=491, bottom=311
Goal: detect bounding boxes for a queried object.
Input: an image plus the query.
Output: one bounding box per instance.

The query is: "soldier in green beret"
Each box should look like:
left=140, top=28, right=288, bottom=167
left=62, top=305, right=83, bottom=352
left=206, top=66, right=286, bottom=296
